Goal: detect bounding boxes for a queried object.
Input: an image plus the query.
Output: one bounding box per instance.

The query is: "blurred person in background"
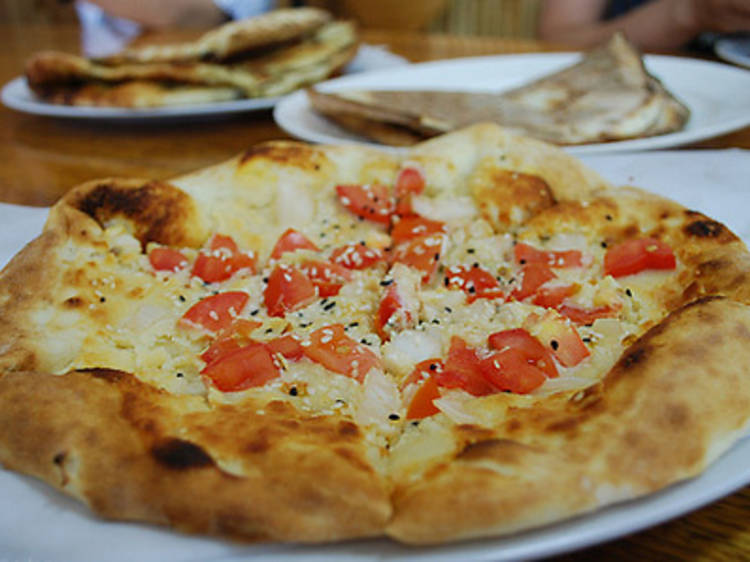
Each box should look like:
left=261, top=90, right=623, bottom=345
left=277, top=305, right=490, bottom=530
left=538, top=0, right=750, bottom=50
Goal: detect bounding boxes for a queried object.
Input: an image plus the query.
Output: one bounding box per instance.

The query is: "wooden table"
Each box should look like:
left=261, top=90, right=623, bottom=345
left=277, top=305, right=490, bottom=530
left=1, top=22, right=749, bottom=561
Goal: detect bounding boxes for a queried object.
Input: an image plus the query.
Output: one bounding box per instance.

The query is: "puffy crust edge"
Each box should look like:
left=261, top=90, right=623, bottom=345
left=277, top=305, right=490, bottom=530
left=0, top=368, right=392, bottom=542
left=387, top=296, right=750, bottom=544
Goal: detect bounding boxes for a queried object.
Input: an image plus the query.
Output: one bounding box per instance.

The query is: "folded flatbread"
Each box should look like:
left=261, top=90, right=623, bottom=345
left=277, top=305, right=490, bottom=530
left=308, top=34, right=689, bottom=146
left=24, top=10, right=357, bottom=108
left=99, top=7, right=331, bottom=64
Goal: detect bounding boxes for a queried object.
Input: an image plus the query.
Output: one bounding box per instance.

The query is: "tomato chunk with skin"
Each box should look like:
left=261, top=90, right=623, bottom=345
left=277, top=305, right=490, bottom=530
left=514, top=242, right=583, bottom=268
left=558, top=304, right=619, bottom=325
left=200, top=319, right=262, bottom=365
left=149, top=247, right=188, bottom=272
left=528, top=312, right=590, bottom=367
left=201, top=343, right=280, bottom=392
left=375, top=282, right=415, bottom=341
left=330, top=243, right=385, bottom=270
left=394, top=166, right=425, bottom=216
left=405, top=376, right=441, bottom=420
left=266, top=334, right=304, bottom=361
left=270, top=228, right=319, bottom=260
left=179, top=291, right=249, bottom=334
left=511, top=263, right=557, bottom=301
left=390, top=216, right=445, bottom=245
left=532, top=283, right=579, bottom=308
left=401, top=358, right=444, bottom=389
left=264, top=265, right=317, bottom=317
left=488, top=328, right=558, bottom=378
left=391, top=233, right=445, bottom=283
left=192, top=234, right=256, bottom=283
left=479, top=349, right=547, bottom=394
left=444, top=264, right=505, bottom=303
left=299, top=259, right=352, bottom=298
left=604, top=238, right=676, bottom=278
left=435, top=337, right=495, bottom=396
left=336, top=183, right=393, bottom=225
left=303, top=324, right=380, bottom=381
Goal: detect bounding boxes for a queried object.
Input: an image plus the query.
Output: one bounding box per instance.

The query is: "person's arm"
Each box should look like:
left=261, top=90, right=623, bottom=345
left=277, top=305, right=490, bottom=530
left=85, top=0, right=227, bottom=28
left=538, top=0, right=750, bottom=50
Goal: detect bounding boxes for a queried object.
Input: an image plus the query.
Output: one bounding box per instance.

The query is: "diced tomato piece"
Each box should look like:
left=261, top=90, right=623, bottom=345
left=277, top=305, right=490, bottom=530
left=303, top=324, right=380, bottom=381
left=527, top=312, right=590, bottom=367
left=263, top=265, right=317, bottom=317
left=391, top=233, right=445, bottom=283
left=405, top=376, right=441, bottom=420
left=375, top=282, right=416, bottom=341
left=330, top=243, right=385, bottom=270
left=604, top=238, right=676, bottom=278
left=270, top=228, right=319, bottom=260
left=435, top=337, right=496, bottom=397
left=193, top=253, right=231, bottom=283
left=394, top=166, right=426, bottom=216
left=336, top=183, right=393, bottom=225
left=511, top=263, right=557, bottom=301
left=532, top=283, right=579, bottom=308
left=266, top=334, right=304, bottom=361
left=487, top=328, right=558, bottom=378
left=200, top=319, right=262, bottom=365
left=299, top=259, right=352, bottom=298
left=479, top=349, right=547, bottom=394
left=390, top=216, right=445, bottom=245
left=444, top=264, right=505, bottom=303
left=148, top=247, right=188, bottom=272
left=201, top=343, right=280, bottom=392
left=558, top=304, right=619, bottom=325
left=179, top=291, right=249, bottom=334
left=401, top=358, right=444, bottom=389
left=514, top=242, right=583, bottom=268
left=192, top=234, right=256, bottom=283
left=209, top=234, right=238, bottom=253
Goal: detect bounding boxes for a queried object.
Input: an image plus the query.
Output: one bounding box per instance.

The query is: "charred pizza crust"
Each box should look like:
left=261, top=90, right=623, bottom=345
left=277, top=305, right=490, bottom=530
left=0, top=124, right=749, bottom=545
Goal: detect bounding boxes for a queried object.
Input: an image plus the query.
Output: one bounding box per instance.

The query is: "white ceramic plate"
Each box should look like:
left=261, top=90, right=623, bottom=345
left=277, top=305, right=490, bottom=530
left=1, top=150, right=750, bottom=561
left=715, top=35, right=750, bottom=69
left=0, top=45, right=408, bottom=121
left=274, top=53, right=750, bottom=155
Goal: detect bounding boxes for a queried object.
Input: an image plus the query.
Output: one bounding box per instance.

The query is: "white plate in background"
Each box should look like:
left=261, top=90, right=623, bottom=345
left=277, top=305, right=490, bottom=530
left=715, top=35, right=750, bottom=69
left=0, top=45, right=408, bottom=121
left=274, top=53, right=750, bottom=155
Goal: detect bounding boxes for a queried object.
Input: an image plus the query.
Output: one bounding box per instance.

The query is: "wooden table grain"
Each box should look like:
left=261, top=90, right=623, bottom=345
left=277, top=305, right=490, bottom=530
left=1, top=22, right=749, bottom=561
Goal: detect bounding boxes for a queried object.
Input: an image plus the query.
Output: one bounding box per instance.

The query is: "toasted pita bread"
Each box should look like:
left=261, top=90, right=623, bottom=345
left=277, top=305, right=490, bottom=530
left=100, top=7, right=331, bottom=64
left=308, top=34, right=689, bottom=146
left=25, top=20, right=357, bottom=107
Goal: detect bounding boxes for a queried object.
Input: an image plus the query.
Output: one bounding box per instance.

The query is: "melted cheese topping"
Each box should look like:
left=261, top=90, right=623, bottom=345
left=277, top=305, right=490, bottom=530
left=33, top=177, right=683, bottom=461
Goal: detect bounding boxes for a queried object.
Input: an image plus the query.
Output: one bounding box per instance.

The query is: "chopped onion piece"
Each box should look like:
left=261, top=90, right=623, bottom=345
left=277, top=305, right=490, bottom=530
left=412, top=195, right=477, bottom=223
left=353, top=369, right=401, bottom=428
left=433, top=389, right=482, bottom=425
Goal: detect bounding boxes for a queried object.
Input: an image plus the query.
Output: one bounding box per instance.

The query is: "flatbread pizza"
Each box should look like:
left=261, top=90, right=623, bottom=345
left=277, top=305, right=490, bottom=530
left=0, top=124, right=748, bottom=545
